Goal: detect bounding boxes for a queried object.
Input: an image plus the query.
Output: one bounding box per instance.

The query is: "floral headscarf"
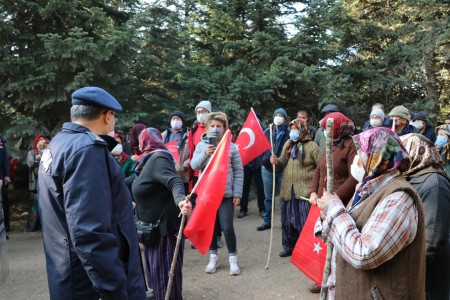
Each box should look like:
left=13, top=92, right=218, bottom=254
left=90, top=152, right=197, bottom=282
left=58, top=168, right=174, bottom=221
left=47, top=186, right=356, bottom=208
left=320, top=112, right=355, bottom=147
left=400, top=133, right=444, bottom=175
left=33, top=134, right=49, bottom=154
left=353, top=127, right=410, bottom=182
left=286, top=118, right=312, bottom=161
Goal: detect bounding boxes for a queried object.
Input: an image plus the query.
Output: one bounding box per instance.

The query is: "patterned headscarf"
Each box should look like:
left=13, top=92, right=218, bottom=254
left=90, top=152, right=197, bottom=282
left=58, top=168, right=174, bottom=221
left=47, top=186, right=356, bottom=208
left=33, top=134, right=48, bottom=154
left=320, top=112, right=355, bottom=148
left=400, top=133, right=444, bottom=175
left=286, top=118, right=312, bottom=161
left=135, top=128, right=171, bottom=173
left=353, top=127, right=410, bottom=181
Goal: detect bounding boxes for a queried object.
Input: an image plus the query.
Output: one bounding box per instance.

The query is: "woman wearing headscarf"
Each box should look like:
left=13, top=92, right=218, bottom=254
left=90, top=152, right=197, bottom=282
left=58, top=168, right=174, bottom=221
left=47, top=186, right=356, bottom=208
left=272, top=118, right=321, bottom=257
left=112, top=133, right=134, bottom=177
left=400, top=133, right=450, bottom=300
left=434, top=125, right=450, bottom=174
left=129, top=123, right=147, bottom=162
left=26, top=134, right=50, bottom=231
left=131, top=128, right=191, bottom=300
left=308, top=112, right=359, bottom=293
left=317, top=128, right=425, bottom=299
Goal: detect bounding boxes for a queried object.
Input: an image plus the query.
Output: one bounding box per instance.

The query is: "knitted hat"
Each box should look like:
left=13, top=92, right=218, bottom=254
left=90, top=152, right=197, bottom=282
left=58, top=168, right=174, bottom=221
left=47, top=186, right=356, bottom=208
left=168, top=111, right=186, bottom=125
left=388, top=105, right=410, bottom=121
left=272, top=108, right=288, bottom=120
left=321, top=104, right=339, bottom=114
left=195, top=100, right=212, bottom=113
left=412, top=112, right=427, bottom=122
left=370, top=108, right=385, bottom=120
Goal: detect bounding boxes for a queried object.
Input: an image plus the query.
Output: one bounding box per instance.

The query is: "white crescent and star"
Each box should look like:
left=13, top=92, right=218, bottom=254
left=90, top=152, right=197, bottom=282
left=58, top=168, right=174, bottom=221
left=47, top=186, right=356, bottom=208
left=239, top=128, right=255, bottom=149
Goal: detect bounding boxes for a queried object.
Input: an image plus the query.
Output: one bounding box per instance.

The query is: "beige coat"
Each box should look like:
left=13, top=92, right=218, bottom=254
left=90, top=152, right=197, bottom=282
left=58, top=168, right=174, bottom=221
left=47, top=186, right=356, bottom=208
left=278, top=140, right=321, bottom=200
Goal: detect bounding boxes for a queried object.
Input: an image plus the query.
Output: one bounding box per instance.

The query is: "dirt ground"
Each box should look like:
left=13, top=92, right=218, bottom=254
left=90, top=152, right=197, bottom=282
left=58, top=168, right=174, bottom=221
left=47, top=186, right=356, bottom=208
left=1, top=188, right=319, bottom=300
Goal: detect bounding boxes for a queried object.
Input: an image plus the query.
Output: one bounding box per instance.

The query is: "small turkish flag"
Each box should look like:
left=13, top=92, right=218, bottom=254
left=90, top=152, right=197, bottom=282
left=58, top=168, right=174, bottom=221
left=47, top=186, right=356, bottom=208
left=165, top=139, right=180, bottom=164
left=235, top=108, right=271, bottom=166
left=291, top=205, right=327, bottom=285
left=184, top=130, right=231, bottom=255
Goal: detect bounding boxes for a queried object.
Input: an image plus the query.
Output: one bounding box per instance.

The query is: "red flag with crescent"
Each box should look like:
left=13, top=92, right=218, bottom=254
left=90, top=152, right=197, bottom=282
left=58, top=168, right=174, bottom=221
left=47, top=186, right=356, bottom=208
left=290, top=205, right=327, bottom=285
left=235, top=108, right=271, bottom=166
left=184, top=130, right=231, bottom=255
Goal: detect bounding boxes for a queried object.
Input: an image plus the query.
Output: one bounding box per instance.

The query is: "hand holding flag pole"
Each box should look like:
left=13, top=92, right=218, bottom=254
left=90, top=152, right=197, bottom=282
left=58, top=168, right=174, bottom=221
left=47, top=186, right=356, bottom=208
left=265, top=123, right=276, bottom=270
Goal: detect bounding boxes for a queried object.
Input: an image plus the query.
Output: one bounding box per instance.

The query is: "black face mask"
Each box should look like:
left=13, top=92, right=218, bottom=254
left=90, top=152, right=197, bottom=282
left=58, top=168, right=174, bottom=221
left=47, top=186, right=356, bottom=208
left=99, top=135, right=119, bottom=152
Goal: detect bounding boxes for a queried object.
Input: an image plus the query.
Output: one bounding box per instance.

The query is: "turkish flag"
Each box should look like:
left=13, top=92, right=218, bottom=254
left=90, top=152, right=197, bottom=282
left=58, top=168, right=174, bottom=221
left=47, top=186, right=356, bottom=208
left=165, top=139, right=180, bottom=164
left=184, top=130, right=231, bottom=255
left=291, top=205, right=327, bottom=285
left=235, top=108, right=271, bottom=166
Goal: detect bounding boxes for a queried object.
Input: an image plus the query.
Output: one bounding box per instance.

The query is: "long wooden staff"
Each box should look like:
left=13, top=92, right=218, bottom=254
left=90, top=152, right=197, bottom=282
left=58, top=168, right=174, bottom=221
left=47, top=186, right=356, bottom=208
left=265, top=124, right=276, bottom=270
left=165, top=204, right=188, bottom=300
left=320, top=118, right=334, bottom=299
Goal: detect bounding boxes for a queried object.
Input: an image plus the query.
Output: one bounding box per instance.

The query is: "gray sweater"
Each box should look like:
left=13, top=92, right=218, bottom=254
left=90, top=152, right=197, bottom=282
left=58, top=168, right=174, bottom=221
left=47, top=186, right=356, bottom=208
left=190, top=135, right=244, bottom=198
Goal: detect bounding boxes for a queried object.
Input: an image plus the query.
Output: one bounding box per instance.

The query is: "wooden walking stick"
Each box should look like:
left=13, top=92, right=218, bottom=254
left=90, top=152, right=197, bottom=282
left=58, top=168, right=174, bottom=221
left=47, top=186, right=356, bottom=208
left=320, top=118, right=334, bottom=300
left=165, top=198, right=189, bottom=300
left=265, top=123, right=276, bottom=270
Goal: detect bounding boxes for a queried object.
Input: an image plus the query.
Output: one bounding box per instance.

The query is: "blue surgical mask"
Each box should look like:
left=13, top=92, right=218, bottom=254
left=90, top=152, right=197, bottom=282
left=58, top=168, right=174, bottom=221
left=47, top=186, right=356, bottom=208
left=435, top=135, right=448, bottom=147
left=289, top=130, right=300, bottom=142
left=209, top=127, right=223, bottom=138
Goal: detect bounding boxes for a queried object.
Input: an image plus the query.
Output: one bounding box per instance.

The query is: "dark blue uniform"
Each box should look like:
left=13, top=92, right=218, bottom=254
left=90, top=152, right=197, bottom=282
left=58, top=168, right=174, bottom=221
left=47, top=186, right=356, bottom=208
left=39, top=123, right=146, bottom=300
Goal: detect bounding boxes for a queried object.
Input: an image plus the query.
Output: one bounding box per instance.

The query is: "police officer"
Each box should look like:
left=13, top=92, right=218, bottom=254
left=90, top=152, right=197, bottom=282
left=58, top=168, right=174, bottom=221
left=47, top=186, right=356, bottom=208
left=38, top=87, right=147, bottom=300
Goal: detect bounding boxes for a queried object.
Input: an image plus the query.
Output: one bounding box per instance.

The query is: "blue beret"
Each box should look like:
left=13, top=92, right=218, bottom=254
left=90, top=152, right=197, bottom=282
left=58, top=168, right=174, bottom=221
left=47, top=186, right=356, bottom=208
left=71, top=87, right=122, bottom=111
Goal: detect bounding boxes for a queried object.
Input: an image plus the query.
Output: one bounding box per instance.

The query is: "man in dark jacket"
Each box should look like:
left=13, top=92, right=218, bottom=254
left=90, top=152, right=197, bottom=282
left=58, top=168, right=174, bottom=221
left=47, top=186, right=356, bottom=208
left=412, top=112, right=437, bottom=143
left=38, top=87, right=146, bottom=300
left=257, top=108, right=289, bottom=231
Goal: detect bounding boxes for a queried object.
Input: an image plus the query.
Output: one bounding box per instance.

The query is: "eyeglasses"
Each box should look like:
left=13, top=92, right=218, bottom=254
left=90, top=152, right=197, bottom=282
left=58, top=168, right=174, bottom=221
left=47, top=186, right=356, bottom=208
left=111, top=112, right=118, bottom=124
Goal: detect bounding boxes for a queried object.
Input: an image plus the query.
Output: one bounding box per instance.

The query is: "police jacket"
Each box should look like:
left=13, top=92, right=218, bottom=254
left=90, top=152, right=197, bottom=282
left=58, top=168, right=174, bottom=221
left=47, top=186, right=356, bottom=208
left=38, top=123, right=146, bottom=300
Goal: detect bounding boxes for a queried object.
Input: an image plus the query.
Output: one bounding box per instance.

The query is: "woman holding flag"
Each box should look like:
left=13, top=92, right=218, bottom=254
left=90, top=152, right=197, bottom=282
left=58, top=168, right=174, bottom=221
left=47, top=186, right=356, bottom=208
left=190, top=112, right=244, bottom=275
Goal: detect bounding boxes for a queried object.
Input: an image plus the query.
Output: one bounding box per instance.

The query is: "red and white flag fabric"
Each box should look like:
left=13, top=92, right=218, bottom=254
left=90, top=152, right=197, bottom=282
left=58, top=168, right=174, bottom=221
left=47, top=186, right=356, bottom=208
left=183, top=130, right=231, bottom=255
left=165, top=139, right=180, bottom=164
left=235, top=108, right=271, bottom=166
left=291, top=205, right=327, bottom=285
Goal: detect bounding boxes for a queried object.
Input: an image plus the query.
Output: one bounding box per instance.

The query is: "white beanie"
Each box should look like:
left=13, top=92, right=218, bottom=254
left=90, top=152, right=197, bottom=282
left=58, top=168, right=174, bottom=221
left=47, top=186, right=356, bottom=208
left=370, top=108, right=385, bottom=120
left=195, top=100, right=212, bottom=113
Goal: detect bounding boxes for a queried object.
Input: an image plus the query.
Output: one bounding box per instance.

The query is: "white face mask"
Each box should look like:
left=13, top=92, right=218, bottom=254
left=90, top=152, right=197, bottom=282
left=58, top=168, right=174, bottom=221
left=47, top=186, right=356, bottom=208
left=370, top=118, right=382, bottom=127
left=111, top=143, right=123, bottom=155
left=350, top=155, right=365, bottom=182
left=171, top=120, right=183, bottom=130
left=413, top=121, right=424, bottom=130
left=273, top=116, right=284, bottom=126
left=289, top=130, right=300, bottom=142
left=197, top=113, right=207, bottom=124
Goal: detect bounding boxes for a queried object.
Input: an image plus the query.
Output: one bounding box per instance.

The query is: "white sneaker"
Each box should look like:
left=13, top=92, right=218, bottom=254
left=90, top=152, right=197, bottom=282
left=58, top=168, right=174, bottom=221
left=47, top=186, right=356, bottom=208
left=205, top=254, right=219, bottom=274
left=229, top=255, right=240, bottom=275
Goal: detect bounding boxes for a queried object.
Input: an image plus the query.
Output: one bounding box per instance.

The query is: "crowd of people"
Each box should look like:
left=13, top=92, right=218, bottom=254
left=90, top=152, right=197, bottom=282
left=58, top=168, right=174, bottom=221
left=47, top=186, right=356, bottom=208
left=1, top=87, right=449, bottom=300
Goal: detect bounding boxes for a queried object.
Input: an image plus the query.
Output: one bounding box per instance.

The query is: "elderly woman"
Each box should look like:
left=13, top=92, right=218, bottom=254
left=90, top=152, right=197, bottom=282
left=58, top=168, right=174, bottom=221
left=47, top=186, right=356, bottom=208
left=131, top=128, right=191, bottom=300
left=190, top=112, right=244, bottom=275
left=272, top=118, right=321, bottom=257
left=400, top=133, right=450, bottom=300
left=434, top=125, right=450, bottom=174
left=317, top=128, right=425, bottom=299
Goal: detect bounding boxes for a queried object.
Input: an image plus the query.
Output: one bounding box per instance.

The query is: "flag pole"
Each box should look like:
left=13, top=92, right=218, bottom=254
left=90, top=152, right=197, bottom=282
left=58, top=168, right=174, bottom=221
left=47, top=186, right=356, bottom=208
left=320, top=118, right=334, bottom=299
left=265, top=123, right=276, bottom=270
left=165, top=203, right=189, bottom=300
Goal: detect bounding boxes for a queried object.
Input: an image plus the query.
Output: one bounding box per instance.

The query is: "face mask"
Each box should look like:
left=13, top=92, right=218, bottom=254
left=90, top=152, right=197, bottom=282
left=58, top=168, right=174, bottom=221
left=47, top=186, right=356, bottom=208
left=171, top=120, right=182, bottom=130
left=111, top=143, right=123, bottom=156
left=350, top=155, right=365, bottom=182
left=197, top=113, right=207, bottom=124
left=209, top=127, right=223, bottom=138
left=413, top=121, right=423, bottom=130
left=370, top=118, right=381, bottom=127
left=289, top=130, right=300, bottom=142
left=273, top=116, right=284, bottom=126
left=435, top=135, right=448, bottom=147
left=107, top=130, right=115, bottom=137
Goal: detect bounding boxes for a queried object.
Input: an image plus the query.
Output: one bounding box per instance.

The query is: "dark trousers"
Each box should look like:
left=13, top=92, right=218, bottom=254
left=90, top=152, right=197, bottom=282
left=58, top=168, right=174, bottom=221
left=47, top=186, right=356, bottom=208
left=240, top=166, right=265, bottom=213
left=209, top=197, right=236, bottom=253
